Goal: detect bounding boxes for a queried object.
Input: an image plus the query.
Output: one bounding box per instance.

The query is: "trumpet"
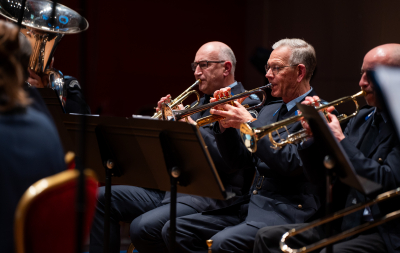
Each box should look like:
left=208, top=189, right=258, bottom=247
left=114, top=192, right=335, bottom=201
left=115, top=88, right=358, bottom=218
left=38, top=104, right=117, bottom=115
left=240, top=90, right=366, bottom=152
left=152, top=79, right=201, bottom=119
left=161, top=84, right=271, bottom=126
left=280, top=187, right=400, bottom=253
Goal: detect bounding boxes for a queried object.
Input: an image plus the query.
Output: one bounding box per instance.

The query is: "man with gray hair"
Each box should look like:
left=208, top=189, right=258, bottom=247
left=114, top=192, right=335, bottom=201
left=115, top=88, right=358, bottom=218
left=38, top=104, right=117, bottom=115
left=161, top=38, right=325, bottom=252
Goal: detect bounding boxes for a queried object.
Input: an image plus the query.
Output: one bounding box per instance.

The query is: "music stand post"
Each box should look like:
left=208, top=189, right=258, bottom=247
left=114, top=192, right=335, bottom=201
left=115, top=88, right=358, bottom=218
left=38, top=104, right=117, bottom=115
left=95, top=125, right=123, bottom=253
left=63, top=116, right=230, bottom=253
left=297, top=103, right=382, bottom=253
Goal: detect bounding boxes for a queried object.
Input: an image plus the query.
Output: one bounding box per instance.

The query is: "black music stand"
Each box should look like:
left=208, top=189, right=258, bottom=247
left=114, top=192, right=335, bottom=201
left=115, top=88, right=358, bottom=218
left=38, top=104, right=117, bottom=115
left=61, top=114, right=231, bottom=253
left=296, top=104, right=382, bottom=253
left=370, top=66, right=400, bottom=143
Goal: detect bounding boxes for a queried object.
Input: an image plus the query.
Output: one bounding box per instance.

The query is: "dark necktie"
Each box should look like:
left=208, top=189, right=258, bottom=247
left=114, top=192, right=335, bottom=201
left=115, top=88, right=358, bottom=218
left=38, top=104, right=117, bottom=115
left=201, top=94, right=212, bottom=117
left=277, top=103, right=288, bottom=121
left=359, top=113, right=383, bottom=156
left=203, top=94, right=212, bottom=105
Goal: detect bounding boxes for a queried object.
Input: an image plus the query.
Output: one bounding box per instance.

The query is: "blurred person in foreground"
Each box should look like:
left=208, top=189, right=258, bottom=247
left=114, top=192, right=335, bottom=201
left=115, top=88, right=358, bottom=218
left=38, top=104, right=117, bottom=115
left=0, top=20, right=65, bottom=253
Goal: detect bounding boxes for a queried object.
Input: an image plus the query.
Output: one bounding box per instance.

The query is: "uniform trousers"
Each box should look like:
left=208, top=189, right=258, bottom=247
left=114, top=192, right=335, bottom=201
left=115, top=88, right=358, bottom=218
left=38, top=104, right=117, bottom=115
left=89, top=185, right=199, bottom=253
left=253, top=224, right=387, bottom=253
left=162, top=204, right=262, bottom=253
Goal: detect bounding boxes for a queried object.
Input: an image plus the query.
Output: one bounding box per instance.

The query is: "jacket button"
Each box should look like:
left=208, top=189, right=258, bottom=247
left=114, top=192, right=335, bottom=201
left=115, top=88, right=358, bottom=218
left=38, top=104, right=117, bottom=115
left=378, top=158, right=383, bottom=164
left=253, top=190, right=258, bottom=195
left=298, top=204, right=302, bottom=209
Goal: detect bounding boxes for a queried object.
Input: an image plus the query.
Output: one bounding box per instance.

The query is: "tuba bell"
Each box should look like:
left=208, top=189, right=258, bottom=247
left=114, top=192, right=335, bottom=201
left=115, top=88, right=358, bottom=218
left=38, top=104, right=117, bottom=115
left=0, top=0, right=89, bottom=108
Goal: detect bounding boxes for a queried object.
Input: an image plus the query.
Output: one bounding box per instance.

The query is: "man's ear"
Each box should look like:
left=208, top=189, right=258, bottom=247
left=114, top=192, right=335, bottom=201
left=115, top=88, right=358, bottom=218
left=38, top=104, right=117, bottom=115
left=223, top=61, right=232, bottom=77
left=297, top=64, right=306, bottom=82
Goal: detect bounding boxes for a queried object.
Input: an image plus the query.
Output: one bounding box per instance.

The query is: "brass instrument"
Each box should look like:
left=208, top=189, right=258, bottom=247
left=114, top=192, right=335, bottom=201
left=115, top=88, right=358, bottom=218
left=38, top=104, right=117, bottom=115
left=240, top=90, right=366, bottom=152
left=280, top=187, right=400, bottom=253
left=162, top=84, right=271, bottom=126
left=152, top=79, right=201, bottom=119
left=0, top=0, right=89, bottom=108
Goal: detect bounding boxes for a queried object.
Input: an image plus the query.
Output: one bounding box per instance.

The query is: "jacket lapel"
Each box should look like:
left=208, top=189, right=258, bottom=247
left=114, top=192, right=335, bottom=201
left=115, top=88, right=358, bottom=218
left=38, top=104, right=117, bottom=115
left=367, top=122, right=392, bottom=157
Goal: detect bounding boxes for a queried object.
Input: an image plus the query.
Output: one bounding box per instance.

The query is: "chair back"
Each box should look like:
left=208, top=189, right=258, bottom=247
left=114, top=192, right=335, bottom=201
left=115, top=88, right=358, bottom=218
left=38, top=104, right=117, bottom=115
left=14, top=169, right=98, bottom=253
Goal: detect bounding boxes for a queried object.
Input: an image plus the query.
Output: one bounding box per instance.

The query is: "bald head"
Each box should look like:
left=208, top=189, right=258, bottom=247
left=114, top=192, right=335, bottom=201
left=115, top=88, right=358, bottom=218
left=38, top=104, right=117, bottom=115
left=360, top=43, right=400, bottom=108
left=197, top=41, right=237, bottom=73
left=364, top=43, right=400, bottom=67
left=193, top=41, right=236, bottom=95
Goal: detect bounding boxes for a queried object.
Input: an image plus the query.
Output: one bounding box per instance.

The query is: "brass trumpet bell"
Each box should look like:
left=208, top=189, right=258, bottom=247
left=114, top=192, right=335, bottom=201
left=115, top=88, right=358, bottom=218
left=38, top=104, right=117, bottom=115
left=152, top=79, right=201, bottom=119
left=162, top=84, right=270, bottom=126
left=240, top=90, right=366, bottom=152
left=280, top=187, right=400, bottom=253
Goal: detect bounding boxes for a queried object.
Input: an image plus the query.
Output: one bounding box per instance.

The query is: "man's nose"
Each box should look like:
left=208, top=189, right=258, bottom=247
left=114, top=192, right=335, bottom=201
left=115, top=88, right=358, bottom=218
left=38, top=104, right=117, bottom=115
left=194, top=65, right=202, bottom=76
left=265, top=68, right=273, bottom=79
left=359, top=72, right=369, bottom=88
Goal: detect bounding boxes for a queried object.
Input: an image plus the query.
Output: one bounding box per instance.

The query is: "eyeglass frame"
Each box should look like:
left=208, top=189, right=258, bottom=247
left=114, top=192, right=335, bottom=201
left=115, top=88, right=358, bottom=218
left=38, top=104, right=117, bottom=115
left=191, top=60, right=226, bottom=71
left=265, top=64, right=299, bottom=75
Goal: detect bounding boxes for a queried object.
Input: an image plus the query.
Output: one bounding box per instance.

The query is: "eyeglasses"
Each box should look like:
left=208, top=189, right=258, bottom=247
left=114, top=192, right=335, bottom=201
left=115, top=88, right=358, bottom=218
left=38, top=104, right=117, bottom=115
left=191, top=60, right=226, bottom=71
left=265, top=64, right=299, bottom=75
left=360, top=69, right=374, bottom=82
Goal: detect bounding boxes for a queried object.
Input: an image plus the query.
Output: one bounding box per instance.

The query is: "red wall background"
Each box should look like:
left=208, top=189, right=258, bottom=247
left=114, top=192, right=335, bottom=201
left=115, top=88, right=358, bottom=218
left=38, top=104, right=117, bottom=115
left=55, top=0, right=247, bottom=117
left=37, top=0, right=400, bottom=117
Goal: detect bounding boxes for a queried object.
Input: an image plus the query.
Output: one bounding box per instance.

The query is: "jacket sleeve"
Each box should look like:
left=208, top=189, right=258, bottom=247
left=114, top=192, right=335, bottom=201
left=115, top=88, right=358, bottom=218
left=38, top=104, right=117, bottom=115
left=198, top=126, right=235, bottom=174
left=340, top=137, right=400, bottom=192
left=253, top=121, right=304, bottom=176
left=213, top=123, right=254, bottom=173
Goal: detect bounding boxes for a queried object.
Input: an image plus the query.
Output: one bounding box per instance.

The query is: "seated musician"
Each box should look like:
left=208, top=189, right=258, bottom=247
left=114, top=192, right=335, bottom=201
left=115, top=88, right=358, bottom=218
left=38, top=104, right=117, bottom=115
left=26, top=58, right=91, bottom=114
left=161, top=38, right=332, bottom=253
left=0, top=21, right=66, bottom=252
left=253, top=44, right=400, bottom=253
left=89, top=41, right=260, bottom=253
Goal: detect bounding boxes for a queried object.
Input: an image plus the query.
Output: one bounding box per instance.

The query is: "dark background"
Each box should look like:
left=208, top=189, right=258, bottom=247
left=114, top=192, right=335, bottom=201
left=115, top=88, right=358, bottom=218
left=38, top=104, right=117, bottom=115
left=50, top=0, right=400, bottom=117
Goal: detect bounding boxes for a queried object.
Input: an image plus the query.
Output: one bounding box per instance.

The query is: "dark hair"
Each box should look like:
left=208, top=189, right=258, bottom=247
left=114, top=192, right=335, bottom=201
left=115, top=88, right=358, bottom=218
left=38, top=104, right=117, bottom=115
left=0, top=21, right=30, bottom=112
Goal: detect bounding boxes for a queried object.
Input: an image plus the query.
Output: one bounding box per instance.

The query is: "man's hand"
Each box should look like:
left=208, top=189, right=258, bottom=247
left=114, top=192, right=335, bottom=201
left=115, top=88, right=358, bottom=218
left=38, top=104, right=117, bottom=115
left=156, top=94, right=171, bottom=112
left=299, top=96, right=343, bottom=141
left=27, top=69, right=49, bottom=88
left=156, top=95, right=195, bottom=124
left=210, top=87, right=254, bottom=130
left=327, top=113, right=345, bottom=141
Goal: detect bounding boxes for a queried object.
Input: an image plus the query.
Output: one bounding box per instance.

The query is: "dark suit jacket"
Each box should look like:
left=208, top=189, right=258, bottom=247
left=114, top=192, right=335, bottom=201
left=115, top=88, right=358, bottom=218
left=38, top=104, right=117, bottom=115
left=162, top=82, right=261, bottom=212
left=341, top=107, right=400, bottom=253
left=301, top=106, right=400, bottom=253
left=0, top=107, right=66, bottom=253
left=212, top=89, right=321, bottom=229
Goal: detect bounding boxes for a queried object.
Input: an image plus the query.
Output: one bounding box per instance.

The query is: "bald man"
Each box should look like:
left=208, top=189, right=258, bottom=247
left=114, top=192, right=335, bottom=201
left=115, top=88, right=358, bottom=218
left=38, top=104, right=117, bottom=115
left=253, top=44, right=400, bottom=253
left=89, top=41, right=260, bottom=253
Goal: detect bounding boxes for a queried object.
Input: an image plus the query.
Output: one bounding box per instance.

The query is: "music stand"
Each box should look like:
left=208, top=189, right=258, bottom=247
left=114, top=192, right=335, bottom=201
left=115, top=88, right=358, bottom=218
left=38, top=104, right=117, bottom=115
left=369, top=66, right=400, bottom=143
left=61, top=114, right=231, bottom=253
left=296, top=103, right=382, bottom=253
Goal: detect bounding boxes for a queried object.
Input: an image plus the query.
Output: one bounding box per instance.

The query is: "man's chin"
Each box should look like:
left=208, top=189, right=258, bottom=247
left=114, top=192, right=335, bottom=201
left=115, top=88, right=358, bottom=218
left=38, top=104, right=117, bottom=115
left=364, top=93, right=377, bottom=107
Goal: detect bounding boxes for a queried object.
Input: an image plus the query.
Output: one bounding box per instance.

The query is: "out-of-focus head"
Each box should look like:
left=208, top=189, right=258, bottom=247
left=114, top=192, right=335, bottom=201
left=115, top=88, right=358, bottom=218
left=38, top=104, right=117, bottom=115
left=192, top=41, right=236, bottom=95
left=17, top=32, right=32, bottom=80
left=360, top=44, right=400, bottom=108
left=0, top=20, right=30, bottom=112
left=266, top=38, right=316, bottom=102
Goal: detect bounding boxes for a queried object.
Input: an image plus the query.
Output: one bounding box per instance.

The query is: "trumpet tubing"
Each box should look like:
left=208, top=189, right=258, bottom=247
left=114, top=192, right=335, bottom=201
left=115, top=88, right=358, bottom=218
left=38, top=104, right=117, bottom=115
left=162, top=84, right=271, bottom=124
left=152, top=79, right=201, bottom=119
left=240, top=90, right=366, bottom=152
left=280, top=188, right=400, bottom=253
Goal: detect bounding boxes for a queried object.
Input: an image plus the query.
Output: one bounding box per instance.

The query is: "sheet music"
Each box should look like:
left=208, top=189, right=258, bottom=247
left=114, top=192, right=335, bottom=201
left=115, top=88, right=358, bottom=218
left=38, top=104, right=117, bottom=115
left=374, top=65, right=400, bottom=140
